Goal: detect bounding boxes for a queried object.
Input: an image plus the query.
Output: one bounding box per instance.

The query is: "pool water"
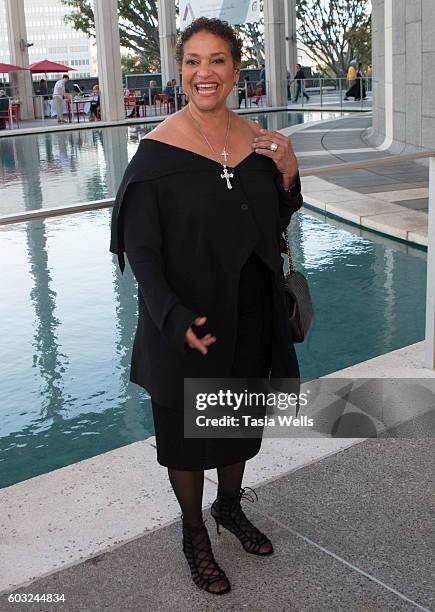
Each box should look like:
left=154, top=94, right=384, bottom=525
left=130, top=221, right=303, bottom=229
left=0, top=110, right=345, bottom=216
left=0, top=208, right=426, bottom=488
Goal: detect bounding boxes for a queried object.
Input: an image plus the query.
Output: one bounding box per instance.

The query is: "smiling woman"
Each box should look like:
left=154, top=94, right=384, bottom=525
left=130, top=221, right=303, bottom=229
left=110, top=16, right=303, bottom=596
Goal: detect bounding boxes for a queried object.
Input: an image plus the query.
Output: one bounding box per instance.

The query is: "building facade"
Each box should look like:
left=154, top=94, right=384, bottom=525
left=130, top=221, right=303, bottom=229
left=0, top=0, right=95, bottom=80
left=367, top=0, right=435, bottom=152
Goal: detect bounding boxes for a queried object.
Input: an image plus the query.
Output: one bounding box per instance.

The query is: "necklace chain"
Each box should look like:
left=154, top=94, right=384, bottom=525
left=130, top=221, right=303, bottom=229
left=187, top=105, right=232, bottom=166
left=187, top=105, right=234, bottom=189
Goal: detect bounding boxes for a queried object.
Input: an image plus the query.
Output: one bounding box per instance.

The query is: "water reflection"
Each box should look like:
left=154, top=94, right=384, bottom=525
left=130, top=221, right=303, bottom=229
left=0, top=124, right=153, bottom=216
left=0, top=111, right=343, bottom=216
left=0, top=207, right=426, bottom=488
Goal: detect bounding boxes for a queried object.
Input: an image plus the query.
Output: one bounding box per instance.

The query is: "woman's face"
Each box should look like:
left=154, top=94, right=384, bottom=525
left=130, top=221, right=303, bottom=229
left=181, top=30, right=240, bottom=111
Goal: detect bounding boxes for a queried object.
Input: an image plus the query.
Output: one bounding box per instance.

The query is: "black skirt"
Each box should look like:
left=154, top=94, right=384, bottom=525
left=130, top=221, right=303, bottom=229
left=150, top=251, right=273, bottom=470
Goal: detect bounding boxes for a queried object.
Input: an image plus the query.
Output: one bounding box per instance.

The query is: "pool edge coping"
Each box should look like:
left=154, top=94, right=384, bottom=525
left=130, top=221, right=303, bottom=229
left=1, top=341, right=433, bottom=595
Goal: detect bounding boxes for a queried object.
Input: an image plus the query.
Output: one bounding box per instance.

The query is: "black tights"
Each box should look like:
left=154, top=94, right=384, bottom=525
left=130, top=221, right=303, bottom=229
left=168, top=461, right=246, bottom=527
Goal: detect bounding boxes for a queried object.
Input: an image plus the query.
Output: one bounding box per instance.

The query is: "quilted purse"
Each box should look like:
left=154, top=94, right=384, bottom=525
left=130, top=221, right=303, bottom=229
left=283, top=227, right=313, bottom=342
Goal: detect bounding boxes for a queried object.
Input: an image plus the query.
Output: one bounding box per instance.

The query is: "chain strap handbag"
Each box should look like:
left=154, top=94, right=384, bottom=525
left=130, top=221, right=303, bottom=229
left=283, top=227, right=313, bottom=342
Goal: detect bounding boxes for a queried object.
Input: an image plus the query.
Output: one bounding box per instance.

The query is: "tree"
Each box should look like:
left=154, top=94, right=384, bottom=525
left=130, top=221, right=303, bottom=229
left=234, top=0, right=265, bottom=67
left=121, top=53, right=159, bottom=76
left=296, top=0, right=371, bottom=76
left=344, top=17, right=372, bottom=70
left=61, top=0, right=160, bottom=69
left=62, top=0, right=264, bottom=71
left=62, top=0, right=371, bottom=77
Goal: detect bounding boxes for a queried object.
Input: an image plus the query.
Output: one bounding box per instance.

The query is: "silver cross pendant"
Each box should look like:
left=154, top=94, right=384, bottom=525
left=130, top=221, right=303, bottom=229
left=221, top=165, right=234, bottom=189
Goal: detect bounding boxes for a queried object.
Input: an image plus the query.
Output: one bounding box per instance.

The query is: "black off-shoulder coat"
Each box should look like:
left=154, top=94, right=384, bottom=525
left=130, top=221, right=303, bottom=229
left=110, top=138, right=304, bottom=411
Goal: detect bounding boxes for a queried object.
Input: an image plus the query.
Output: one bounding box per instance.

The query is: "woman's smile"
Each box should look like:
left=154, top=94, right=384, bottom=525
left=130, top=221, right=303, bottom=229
left=194, top=82, right=220, bottom=96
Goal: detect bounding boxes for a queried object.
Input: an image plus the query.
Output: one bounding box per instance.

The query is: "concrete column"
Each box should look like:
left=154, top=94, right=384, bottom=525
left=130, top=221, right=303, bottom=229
left=379, top=0, right=393, bottom=150
left=264, top=0, right=288, bottom=107
left=426, top=156, right=435, bottom=370
left=284, top=0, right=297, bottom=78
left=158, top=0, right=178, bottom=87
left=5, top=0, right=34, bottom=120
left=94, top=0, right=124, bottom=121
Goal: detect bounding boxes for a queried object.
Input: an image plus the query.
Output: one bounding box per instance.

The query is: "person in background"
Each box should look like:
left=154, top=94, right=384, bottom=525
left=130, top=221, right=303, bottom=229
left=148, top=79, right=159, bottom=104
left=163, top=80, right=176, bottom=112
left=163, top=80, right=174, bottom=97
left=345, top=62, right=368, bottom=101
left=259, top=62, right=265, bottom=82
left=293, top=64, right=310, bottom=102
left=38, top=79, right=50, bottom=118
left=52, top=74, right=70, bottom=123
left=238, top=75, right=253, bottom=108
left=0, top=89, right=9, bottom=129
left=286, top=70, right=292, bottom=100
left=344, top=60, right=357, bottom=100
left=259, top=62, right=266, bottom=95
left=354, top=62, right=368, bottom=100
left=39, top=79, right=48, bottom=97
left=123, top=83, right=131, bottom=97
left=88, top=84, right=100, bottom=122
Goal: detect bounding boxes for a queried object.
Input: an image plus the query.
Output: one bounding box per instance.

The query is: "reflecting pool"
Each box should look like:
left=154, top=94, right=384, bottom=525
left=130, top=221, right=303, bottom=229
left=0, top=110, right=345, bottom=216
left=0, top=208, right=426, bottom=487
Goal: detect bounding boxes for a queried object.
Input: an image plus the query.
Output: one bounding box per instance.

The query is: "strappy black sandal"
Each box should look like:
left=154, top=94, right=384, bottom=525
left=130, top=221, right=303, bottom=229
left=181, top=517, right=231, bottom=595
left=211, top=487, right=273, bottom=556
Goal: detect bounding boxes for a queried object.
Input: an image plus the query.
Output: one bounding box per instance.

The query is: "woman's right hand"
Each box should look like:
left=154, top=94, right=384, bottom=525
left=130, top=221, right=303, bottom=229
left=185, top=316, right=216, bottom=355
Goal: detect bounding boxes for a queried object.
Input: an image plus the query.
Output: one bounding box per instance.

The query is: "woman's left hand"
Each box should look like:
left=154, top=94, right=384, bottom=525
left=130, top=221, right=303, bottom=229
left=252, top=128, right=299, bottom=190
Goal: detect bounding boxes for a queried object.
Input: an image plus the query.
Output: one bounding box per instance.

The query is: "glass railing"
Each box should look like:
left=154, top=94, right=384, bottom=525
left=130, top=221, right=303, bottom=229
left=0, top=77, right=373, bottom=130
left=239, top=76, right=372, bottom=111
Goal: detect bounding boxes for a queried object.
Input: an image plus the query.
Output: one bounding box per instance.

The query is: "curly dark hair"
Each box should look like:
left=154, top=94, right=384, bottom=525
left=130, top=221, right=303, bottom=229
left=175, top=17, right=243, bottom=66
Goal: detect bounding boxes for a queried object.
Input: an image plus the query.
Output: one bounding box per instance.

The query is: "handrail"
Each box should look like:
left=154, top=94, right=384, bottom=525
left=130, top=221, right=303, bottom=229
left=0, top=198, right=114, bottom=226
left=300, top=151, right=435, bottom=177
left=0, top=151, right=434, bottom=226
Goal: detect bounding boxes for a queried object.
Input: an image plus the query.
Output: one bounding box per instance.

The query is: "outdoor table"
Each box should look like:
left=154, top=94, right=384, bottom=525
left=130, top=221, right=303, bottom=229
left=73, top=98, right=92, bottom=123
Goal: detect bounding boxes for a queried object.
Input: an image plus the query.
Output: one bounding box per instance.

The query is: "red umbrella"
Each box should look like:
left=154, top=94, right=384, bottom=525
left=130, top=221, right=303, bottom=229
left=0, top=62, right=29, bottom=72
left=27, top=60, right=74, bottom=73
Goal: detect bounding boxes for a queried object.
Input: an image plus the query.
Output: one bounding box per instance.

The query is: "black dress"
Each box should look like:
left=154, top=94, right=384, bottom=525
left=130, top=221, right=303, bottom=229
left=111, top=138, right=303, bottom=470
left=151, top=250, right=273, bottom=470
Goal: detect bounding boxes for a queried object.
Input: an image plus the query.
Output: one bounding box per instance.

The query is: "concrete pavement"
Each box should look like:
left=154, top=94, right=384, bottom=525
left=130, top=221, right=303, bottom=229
left=286, top=113, right=430, bottom=246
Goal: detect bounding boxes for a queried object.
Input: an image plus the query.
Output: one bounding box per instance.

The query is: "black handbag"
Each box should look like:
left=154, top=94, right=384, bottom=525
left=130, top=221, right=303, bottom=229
left=283, top=227, right=313, bottom=342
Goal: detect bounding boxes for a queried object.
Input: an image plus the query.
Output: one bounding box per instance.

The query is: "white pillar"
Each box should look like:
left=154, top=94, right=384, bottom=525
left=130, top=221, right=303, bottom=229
left=94, top=0, right=124, bottom=121
left=284, top=0, right=297, bottom=78
left=379, top=0, right=393, bottom=150
left=264, top=0, right=288, bottom=107
left=425, top=156, right=435, bottom=369
left=158, top=0, right=178, bottom=87
left=5, top=0, right=35, bottom=120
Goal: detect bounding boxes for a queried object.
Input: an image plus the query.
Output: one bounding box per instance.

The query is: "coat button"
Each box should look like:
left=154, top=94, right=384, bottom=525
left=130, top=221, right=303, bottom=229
left=241, top=203, right=249, bottom=210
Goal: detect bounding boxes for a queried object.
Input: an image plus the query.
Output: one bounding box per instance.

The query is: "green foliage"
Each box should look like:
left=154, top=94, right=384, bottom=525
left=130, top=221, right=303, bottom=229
left=121, top=54, right=159, bottom=75
left=296, top=0, right=371, bottom=76
left=61, top=0, right=371, bottom=76
left=344, top=17, right=372, bottom=70
left=61, top=0, right=160, bottom=63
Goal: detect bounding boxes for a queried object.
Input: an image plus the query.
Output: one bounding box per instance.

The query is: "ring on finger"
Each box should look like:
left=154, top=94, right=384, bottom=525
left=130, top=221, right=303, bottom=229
left=269, top=142, right=279, bottom=152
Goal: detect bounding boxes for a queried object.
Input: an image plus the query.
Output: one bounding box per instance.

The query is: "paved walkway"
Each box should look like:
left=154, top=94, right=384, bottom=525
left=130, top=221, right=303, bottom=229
left=1, top=343, right=433, bottom=611
left=287, top=113, right=429, bottom=246
left=1, top=424, right=432, bottom=611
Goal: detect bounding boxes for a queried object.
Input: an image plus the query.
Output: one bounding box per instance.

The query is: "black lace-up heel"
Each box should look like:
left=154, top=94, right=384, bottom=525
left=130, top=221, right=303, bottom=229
left=210, top=487, right=273, bottom=556
left=181, top=517, right=231, bottom=595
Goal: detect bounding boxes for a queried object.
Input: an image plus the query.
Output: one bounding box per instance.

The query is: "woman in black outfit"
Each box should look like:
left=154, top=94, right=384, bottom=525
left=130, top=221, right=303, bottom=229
left=110, top=17, right=303, bottom=596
